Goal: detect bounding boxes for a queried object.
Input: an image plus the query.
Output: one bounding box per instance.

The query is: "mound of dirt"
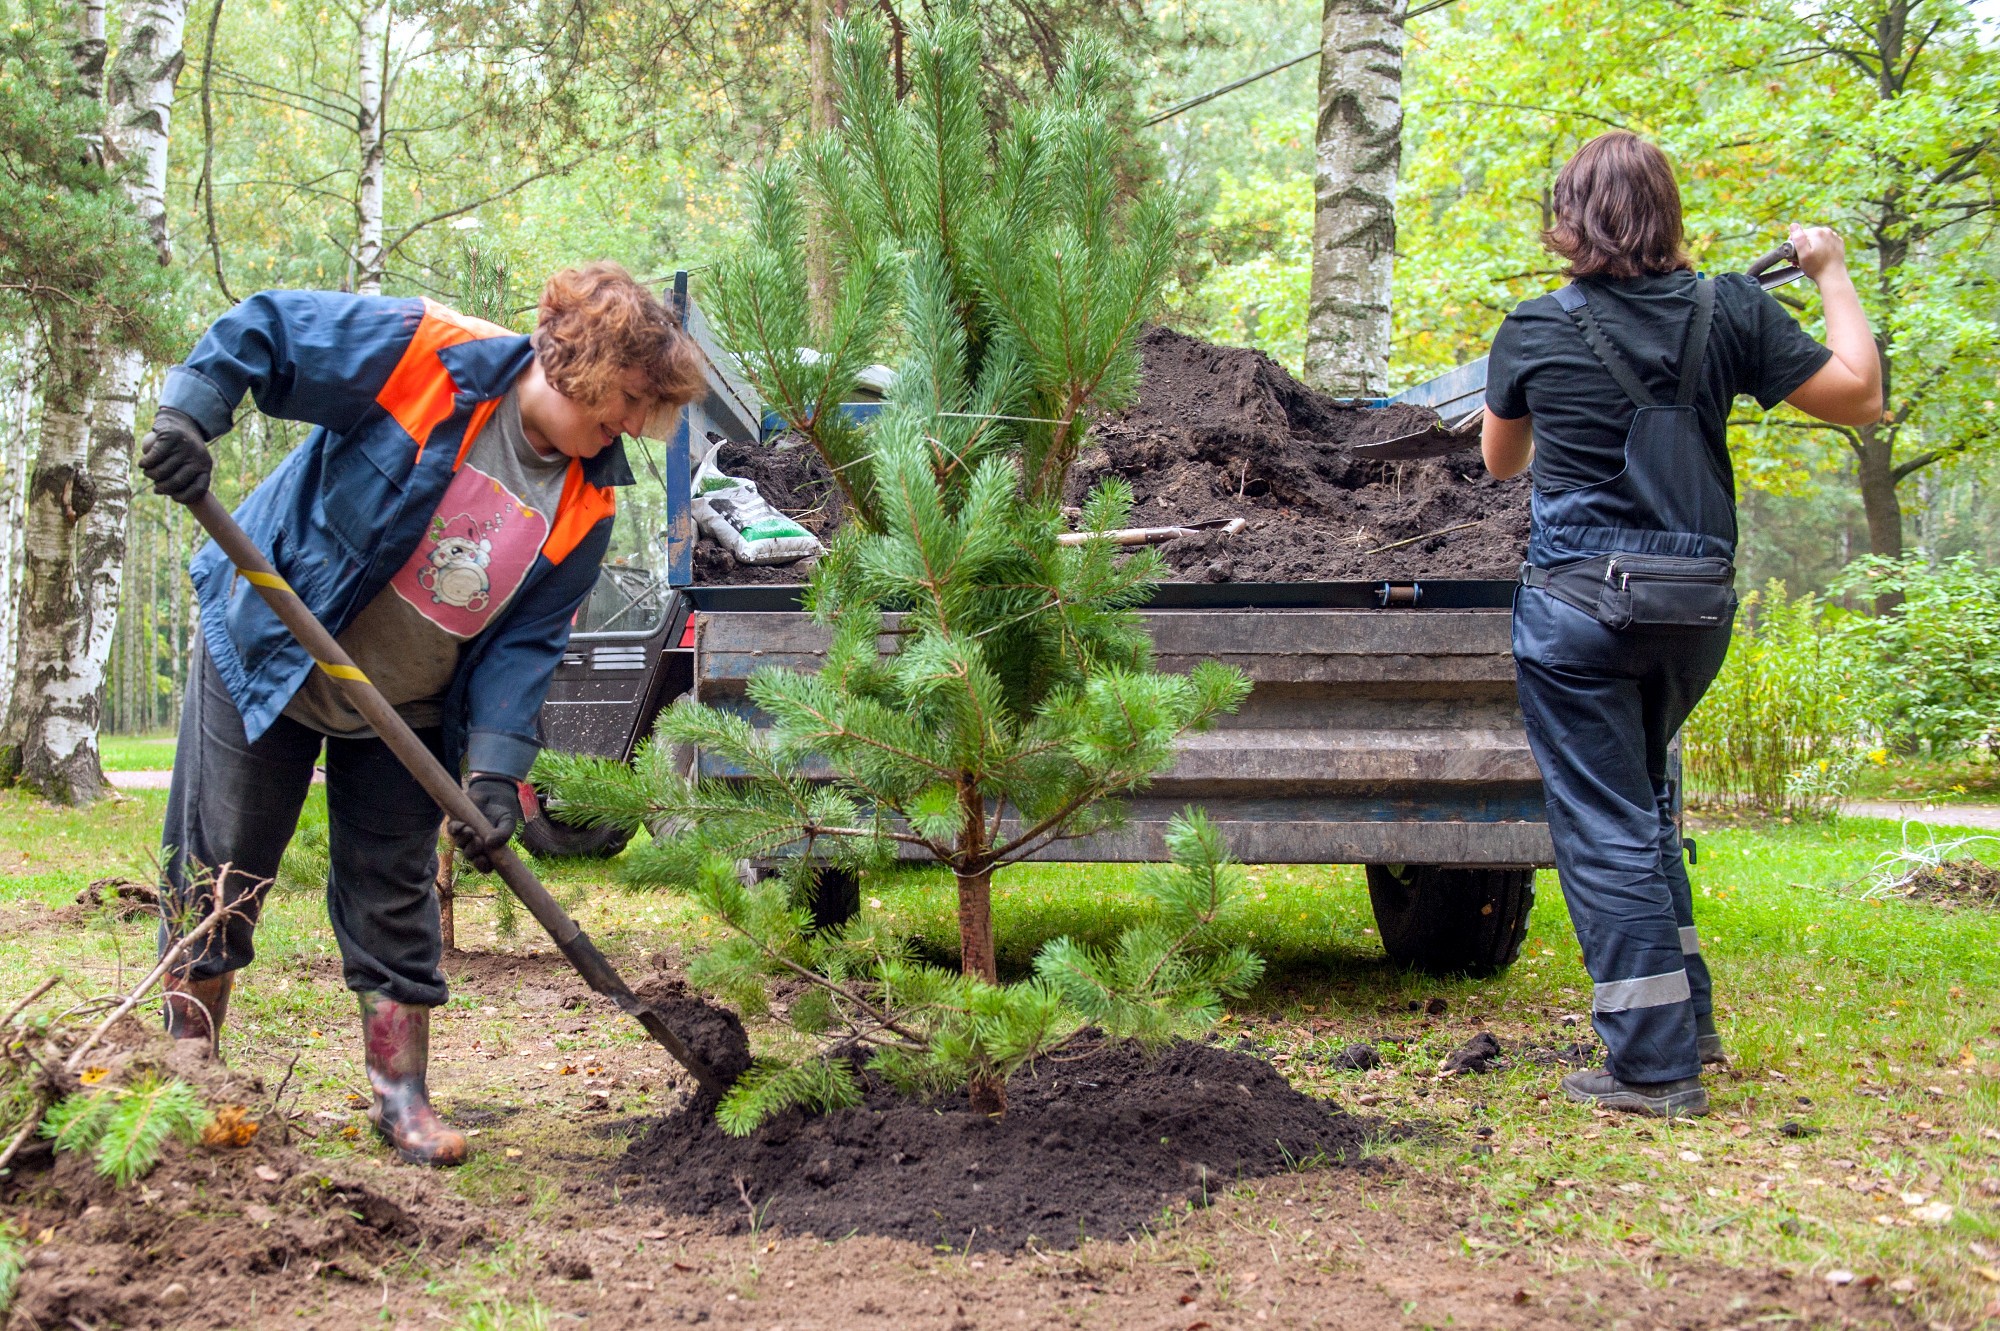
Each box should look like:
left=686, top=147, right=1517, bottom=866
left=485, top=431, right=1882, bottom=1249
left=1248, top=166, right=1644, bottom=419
left=1, top=1017, right=481, bottom=1330
left=616, top=1033, right=1387, bottom=1251
left=1895, top=856, right=2000, bottom=908
left=692, top=327, right=1528, bottom=586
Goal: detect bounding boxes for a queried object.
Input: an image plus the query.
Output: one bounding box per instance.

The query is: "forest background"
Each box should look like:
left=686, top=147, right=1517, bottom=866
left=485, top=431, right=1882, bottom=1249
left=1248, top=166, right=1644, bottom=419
left=0, top=0, right=1994, bottom=795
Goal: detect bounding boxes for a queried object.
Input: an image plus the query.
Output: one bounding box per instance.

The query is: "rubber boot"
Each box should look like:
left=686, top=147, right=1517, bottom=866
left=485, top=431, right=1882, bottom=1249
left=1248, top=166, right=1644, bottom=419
left=1696, top=1011, right=1727, bottom=1066
left=162, top=971, right=234, bottom=1057
left=358, top=992, right=467, bottom=1167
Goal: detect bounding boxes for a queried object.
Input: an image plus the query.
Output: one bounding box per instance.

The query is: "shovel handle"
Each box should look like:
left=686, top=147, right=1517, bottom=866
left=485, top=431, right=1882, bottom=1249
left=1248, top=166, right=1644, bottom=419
left=1747, top=239, right=1808, bottom=291
left=185, top=493, right=727, bottom=1099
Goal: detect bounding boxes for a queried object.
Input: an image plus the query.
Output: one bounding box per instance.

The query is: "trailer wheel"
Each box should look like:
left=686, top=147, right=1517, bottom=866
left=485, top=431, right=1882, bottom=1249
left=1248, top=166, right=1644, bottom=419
left=1364, top=864, right=1534, bottom=977
left=518, top=783, right=633, bottom=860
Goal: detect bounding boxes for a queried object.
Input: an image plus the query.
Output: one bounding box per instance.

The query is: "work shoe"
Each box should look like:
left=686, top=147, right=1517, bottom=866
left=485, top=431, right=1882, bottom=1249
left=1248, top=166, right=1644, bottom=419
left=359, top=992, right=468, bottom=1167
left=162, top=971, right=234, bottom=1056
left=1560, top=1067, right=1708, bottom=1118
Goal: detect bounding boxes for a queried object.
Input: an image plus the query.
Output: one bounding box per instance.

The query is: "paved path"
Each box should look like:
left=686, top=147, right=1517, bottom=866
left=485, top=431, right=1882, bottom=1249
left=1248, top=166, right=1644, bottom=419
left=1839, top=800, right=2000, bottom=830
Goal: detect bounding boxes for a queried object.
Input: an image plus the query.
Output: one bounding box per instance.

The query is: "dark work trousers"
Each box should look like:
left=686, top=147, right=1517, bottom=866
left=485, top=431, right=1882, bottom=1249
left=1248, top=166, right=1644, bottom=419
left=1513, top=586, right=1731, bottom=1084
left=158, top=644, right=450, bottom=1007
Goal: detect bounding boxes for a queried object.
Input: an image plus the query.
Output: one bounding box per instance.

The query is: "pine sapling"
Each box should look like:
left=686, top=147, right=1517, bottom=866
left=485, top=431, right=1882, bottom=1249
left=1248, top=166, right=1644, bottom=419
left=547, top=8, right=1252, bottom=1125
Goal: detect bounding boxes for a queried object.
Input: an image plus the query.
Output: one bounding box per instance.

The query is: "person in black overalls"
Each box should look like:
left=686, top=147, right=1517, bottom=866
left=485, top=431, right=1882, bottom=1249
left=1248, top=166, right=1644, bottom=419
left=1483, top=132, right=1882, bottom=1116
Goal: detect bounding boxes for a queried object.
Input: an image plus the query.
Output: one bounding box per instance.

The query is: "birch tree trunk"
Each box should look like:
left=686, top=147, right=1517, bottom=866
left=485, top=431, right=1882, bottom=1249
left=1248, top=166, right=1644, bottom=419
left=1303, top=0, right=1405, bottom=398
left=0, top=335, right=39, bottom=704
left=0, top=0, right=112, bottom=802
left=354, top=0, right=390, bottom=294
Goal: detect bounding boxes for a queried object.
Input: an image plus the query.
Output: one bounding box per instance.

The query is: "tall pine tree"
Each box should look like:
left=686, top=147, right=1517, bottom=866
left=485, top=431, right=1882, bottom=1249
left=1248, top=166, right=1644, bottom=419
left=547, top=8, right=1253, bottom=1120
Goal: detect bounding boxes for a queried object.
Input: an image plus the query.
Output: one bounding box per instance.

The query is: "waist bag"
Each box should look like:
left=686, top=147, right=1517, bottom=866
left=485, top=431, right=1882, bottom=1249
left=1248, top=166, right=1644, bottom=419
left=1520, top=555, right=1737, bottom=631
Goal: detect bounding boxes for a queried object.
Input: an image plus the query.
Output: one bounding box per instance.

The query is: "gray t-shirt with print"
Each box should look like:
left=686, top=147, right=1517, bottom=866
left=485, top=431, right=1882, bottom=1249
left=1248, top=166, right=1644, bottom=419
left=283, top=388, right=571, bottom=737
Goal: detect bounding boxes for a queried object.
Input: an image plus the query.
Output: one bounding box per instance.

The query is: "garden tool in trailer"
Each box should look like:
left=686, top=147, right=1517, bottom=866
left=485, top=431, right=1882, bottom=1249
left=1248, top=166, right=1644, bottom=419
left=184, top=492, right=729, bottom=1101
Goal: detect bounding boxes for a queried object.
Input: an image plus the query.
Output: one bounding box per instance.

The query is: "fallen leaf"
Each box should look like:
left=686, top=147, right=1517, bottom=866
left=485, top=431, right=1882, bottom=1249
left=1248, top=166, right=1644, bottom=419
left=504, top=1148, right=524, bottom=1159
left=1826, top=1270, right=1855, bottom=1286
left=254, top=1164, right=283, bottom=1183
left=1973, top=1267, right=2000, bottom=1285
left=1908, top=1202, right=1953, bottom=1226
left=1679, top=1150, right=1703, bottom=1163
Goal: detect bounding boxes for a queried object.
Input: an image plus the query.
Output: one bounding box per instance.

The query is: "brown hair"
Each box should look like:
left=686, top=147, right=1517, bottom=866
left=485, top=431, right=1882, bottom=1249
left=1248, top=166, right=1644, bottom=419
left=1542, top=132, right=1693, bottom=279
left=532, top=262, right=706, bottom=420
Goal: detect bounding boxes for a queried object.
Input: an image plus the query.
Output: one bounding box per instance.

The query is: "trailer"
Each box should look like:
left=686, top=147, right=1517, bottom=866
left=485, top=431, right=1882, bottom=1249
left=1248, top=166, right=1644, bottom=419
left=527, top=279, right=1554, bottom=976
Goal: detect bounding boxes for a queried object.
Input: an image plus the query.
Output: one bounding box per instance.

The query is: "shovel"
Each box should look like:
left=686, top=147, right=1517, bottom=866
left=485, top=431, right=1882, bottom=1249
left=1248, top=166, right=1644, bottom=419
left=186, top=492, right=728, bottom=1099
left=1748, top=239, right=1808, bottom=291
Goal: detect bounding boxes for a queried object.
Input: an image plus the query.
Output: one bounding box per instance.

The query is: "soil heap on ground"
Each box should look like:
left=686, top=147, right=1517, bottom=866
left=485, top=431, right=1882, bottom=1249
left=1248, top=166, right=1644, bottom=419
left=692, top=326, right=1528, bottom=585
left=616, top=1032, right=1386, bottom=1251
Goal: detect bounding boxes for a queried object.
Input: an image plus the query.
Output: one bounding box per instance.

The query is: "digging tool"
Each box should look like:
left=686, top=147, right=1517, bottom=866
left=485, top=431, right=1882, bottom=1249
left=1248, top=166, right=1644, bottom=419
left=184, top=491, right=728, bottom=1100
left=1748, top=239, right=1807, bottom=291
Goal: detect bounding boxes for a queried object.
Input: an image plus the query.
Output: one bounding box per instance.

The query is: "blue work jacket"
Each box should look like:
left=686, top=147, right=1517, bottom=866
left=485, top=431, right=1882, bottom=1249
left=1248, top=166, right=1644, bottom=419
left=161, top=291, right=632, bottom=780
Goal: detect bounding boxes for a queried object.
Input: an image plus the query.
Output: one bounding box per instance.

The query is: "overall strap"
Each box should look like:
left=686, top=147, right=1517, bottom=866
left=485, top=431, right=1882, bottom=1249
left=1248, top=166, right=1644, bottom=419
left=1552, top=283, right=1657, bottom=408
left=1673, top=278, right=1716, bottom=407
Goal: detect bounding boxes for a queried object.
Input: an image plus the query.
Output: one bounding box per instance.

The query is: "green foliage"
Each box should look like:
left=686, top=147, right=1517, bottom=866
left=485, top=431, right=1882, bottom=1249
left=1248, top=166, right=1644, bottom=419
left=0, top=1218, right=22, bottom=1317
left=1035, top=809, right=1264, bottom=1044
left=1831, top=556, right=2000, bottom=756
left=41, top=1073, right=210, bottom=1186
left=0, top=0, right=173, bottom=358
left=709, top=6, right=1181, bottom=514
left=716, top=1058, right=863, bottom=1136
left=1682, top=583, right=1879, bottom=817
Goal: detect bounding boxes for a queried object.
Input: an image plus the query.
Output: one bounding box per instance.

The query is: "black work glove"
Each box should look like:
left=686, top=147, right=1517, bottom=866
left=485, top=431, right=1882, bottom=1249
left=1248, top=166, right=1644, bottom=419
left=449, top=774, right=522, bottom=872
left=137, top=407, right=214, bottom=505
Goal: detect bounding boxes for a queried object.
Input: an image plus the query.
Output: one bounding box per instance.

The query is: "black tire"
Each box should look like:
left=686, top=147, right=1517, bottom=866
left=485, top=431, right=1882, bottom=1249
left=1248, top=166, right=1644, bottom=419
left=519, top=786, right=633, bottom=861
left=1364, top=864, right=1535, bottom=977
left=806, top=866, right=861, bottom=933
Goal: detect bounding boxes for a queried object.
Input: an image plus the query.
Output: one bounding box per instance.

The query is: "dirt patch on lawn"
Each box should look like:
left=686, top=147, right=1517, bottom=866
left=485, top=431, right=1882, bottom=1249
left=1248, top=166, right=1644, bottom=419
left=693, top=326, right=1527, bottom=586
left=616, top=1032, right=1389, bottom=1251
left=1892, top=855, right=2000, bottom=908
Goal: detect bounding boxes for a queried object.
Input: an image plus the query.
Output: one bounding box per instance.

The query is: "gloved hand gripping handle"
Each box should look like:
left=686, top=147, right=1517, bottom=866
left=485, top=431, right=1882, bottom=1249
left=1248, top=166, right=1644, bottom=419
left=184, top=492, right=727, bottom=1100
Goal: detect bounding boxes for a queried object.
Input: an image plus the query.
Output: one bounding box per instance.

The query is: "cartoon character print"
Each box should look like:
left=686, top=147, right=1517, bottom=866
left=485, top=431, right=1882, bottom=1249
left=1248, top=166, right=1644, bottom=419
left=417, top=526, right=494, bottom=612
left=390, top=464, right=552, bottom=638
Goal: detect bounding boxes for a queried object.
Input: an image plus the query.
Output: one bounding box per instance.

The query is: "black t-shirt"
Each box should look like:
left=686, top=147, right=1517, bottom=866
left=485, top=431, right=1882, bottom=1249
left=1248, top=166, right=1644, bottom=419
left=1485, top=270, right=1831, bottom=494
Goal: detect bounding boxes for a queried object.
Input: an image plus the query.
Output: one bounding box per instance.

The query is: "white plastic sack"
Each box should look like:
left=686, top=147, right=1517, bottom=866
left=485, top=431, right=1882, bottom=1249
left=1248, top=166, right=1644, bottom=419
left=690, top=450, right=823, bottom=565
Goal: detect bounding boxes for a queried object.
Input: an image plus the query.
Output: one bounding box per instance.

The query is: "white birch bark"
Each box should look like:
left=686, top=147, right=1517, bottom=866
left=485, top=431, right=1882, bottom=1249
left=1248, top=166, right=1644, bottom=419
left=0, top=336, right=39, bottom=705
left=1303, top=0, right=1405, bottom=398
left=354, top=0, right=390, bottom=294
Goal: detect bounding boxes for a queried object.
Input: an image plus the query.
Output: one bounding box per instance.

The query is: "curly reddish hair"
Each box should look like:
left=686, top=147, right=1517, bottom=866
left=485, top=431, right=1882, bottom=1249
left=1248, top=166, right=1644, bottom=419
left=1542, top=132, right=1694, bottom=280
left=531, top=262, right=706, bottom=421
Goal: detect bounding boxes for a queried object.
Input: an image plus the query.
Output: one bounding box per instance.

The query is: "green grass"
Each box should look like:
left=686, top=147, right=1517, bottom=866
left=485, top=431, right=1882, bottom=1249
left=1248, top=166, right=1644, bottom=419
left=96, top=732, right=177, bottom=772
left=2, top=789, right=1995, bottom=1323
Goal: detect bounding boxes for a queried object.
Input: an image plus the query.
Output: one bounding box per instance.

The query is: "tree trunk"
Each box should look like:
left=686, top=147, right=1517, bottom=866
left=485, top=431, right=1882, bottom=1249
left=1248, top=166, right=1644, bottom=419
left=436, top=820, right=457, bottom=951
left=805, top=0, right=844, bottom=330
left=955, top=863, right=996, bottom=984
left=1303, top=0, right=1405, bottom=397
left=0, top=334, right=39, bottom=703
left=1, top=353, right=106, bottom=802
left=353, top=0, right=389, bottom=294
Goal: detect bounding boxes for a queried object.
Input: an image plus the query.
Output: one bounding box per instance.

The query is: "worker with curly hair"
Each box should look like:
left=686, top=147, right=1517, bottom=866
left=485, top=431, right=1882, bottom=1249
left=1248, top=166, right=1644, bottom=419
left=138, top=264, right=706, bottom=1164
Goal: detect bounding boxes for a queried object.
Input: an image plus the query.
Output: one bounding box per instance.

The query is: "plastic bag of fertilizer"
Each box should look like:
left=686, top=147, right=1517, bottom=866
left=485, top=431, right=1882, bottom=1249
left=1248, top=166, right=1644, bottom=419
left=690, top=449, right=823, bottom=565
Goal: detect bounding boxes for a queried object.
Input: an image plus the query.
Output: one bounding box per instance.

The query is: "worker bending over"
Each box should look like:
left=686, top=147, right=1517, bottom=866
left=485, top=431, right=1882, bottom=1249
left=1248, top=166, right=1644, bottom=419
left=1482, top=133, right=1880, bottom=1116
left=139, top=264, right=704, bottom=1163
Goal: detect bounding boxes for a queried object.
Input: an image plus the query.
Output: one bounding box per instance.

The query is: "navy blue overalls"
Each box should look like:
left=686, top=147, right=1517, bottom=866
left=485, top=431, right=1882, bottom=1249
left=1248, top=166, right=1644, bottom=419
left=1512, top=277, right=1734, bottom=1085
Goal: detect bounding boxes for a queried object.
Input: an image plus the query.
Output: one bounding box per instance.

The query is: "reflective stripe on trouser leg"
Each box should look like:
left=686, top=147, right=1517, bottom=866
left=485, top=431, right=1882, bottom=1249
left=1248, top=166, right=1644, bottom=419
left=1593, top=969, right=1692, bottom=1013
left=1679, top=927, right=1699, bottom=953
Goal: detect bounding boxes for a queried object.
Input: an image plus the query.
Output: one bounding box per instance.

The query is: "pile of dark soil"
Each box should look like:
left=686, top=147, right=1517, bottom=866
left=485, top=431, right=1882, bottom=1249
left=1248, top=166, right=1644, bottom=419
left=1, top=1017, right=481, bottom=1329
left=1075, top=328, right=1529, bottom=583
left=617, top=1033, right=1387, bottom=1251
left=1895, top=855, right=2000, bottom=908
left=634, top=976, right=755, bottom=1086
left=691, top=326, right=1528, bottom=585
